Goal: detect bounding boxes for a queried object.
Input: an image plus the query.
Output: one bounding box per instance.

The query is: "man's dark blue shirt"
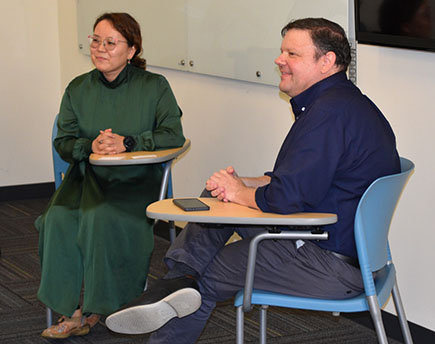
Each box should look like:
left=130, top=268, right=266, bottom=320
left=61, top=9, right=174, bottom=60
left=255, top=72, right=400, bottom=259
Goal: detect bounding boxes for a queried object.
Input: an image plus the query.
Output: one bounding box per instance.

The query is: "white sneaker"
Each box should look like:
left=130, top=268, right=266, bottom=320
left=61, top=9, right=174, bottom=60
left=105, top=288, right=202, bottom=334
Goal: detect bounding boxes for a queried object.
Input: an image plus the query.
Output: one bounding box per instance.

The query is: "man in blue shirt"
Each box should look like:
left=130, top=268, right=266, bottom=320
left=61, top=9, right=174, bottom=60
left=106, top=18, right=400, bottom=343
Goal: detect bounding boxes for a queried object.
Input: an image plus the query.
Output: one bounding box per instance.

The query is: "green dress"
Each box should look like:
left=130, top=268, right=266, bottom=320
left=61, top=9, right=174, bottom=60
left=36, top=64, right=185, bottom=316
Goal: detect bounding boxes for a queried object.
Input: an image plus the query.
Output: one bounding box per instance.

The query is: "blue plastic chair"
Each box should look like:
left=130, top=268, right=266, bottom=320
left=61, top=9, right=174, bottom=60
left=51, top=115, right=70, bottom=189
left=234, top=157, right=414, bottom=344
left=46, top=114, right=184, bottom=326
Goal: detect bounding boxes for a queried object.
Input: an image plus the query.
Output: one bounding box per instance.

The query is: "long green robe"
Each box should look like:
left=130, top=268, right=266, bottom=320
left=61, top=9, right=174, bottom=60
left=36, top=64, right=185, bottom=316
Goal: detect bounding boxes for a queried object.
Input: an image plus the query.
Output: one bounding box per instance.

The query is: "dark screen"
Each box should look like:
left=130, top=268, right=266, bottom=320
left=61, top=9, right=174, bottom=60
left=355, top=0, right=435, bottom=52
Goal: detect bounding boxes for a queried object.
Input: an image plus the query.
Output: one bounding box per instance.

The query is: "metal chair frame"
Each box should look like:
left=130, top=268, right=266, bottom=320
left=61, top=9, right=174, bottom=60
left=235, top=157, right=414, bottom=344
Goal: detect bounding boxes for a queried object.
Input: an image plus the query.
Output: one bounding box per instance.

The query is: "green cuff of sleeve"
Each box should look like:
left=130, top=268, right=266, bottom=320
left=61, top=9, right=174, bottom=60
left=72, top=138, right=92, bottom=161
left=133, top=131, right=155, bottom=151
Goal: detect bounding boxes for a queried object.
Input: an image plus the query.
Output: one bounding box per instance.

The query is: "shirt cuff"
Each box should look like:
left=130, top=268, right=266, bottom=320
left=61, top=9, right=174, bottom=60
left=255, top=186, right=270, bottom=212
left=72, top=138, right=92, bottom=161
left=133, top=131, right=155, bottom=151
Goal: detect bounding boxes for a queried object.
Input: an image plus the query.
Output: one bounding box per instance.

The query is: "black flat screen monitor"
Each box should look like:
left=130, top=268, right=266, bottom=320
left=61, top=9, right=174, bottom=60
left=355, top=0, right=435, bottom=52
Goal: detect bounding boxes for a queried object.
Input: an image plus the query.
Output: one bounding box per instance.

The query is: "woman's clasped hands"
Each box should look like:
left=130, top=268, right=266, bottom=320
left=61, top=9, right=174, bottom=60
left=92, top=128, right=126, bottom=155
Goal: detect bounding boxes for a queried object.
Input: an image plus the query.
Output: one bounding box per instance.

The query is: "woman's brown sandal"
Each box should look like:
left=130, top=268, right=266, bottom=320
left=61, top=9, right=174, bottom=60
left=85, top=313, right=101, bottom=328
left=41, top=315, right=90, bottom=339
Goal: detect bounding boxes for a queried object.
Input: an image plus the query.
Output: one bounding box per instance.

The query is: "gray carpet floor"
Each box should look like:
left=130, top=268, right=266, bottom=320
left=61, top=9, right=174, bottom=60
left=0, top=198, right=403, bottom=343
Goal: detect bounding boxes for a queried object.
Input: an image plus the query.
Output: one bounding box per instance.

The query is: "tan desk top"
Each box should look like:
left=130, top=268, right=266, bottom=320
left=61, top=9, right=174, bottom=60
left=89, top=139, right=191, bottom=166
left=146, top=198, right=337, bottom=226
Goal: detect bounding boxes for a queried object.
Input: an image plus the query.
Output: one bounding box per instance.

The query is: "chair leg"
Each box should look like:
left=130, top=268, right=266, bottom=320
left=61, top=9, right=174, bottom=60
left=260, top=305, right=268, bottom=344
left=169, top=220, right=176, bottom=244
left=46, top=307, right=53, bottom=328
left=367, top=295, right=388, bottom=344
left=144, top=277, right=148, bottom=291
left=236, top=306, right=244, bottom=344
left=392, top=281, right=413, bottom=344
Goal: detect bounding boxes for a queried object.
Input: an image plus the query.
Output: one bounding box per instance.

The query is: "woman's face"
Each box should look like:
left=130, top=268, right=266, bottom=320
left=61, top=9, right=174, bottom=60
left=90, top=19, right=136, bottom=82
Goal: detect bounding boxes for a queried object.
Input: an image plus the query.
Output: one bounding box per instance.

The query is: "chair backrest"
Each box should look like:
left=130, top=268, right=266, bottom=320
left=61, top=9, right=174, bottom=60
left=52, top=114, right=70, bottom=189
left=354, top=157, right=414, bottom=283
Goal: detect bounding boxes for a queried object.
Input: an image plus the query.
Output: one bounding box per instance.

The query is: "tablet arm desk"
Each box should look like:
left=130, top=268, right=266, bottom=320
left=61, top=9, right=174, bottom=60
left=90, top=139, right=191, bottom=242
left=146, top=198, right=336, bottom=312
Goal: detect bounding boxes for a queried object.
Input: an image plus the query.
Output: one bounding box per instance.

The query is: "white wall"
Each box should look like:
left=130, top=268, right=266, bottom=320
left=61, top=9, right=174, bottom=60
left=356, top=44, right=435, bottom=330
left=0, top=0, right=61, bottom=186
left=1, top=0, right=434, bottom=332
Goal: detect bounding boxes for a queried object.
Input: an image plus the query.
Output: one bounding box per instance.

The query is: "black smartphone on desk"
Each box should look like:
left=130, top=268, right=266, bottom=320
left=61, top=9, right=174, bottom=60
left=173, top=198, right=210, bottom=211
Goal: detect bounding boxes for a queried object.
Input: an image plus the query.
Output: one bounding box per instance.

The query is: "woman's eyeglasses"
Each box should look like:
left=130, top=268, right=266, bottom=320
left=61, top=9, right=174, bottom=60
left=88, top=35, right=128, bottom=51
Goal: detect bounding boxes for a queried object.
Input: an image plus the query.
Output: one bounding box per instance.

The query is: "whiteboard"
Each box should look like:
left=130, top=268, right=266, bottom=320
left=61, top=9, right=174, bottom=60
left=77, top=0, right=188, bottom=69
left=77, top=0, right=352, bottom=85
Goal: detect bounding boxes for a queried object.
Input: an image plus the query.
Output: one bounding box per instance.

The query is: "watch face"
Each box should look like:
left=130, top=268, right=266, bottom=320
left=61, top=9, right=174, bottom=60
left=124, top=136, right=135, bottom=152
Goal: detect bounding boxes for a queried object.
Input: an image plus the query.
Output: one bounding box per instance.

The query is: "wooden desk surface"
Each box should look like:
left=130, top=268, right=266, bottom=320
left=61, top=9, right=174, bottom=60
left=89, top=139, right=191, bottom=166
left=146, top=198, right=337, bottom=226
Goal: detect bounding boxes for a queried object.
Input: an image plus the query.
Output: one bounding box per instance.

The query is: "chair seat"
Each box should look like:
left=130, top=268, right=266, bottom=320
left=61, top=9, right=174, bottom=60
left=235, top=264, right=396, bottom=313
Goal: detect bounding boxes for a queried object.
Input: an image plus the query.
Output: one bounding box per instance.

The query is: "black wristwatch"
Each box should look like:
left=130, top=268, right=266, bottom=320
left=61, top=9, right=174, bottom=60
left=123, top=136, right=136, bottom=152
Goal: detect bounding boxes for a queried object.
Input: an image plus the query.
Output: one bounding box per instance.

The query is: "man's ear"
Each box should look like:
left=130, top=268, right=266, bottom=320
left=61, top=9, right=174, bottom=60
left=320, top=51, right=337, bottom=74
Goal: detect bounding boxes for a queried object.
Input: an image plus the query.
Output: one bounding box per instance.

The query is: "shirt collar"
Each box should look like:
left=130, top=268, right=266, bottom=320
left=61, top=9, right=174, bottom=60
left=290, top=72, right=348, bottom=119
left=98, top=64, right=130, bottom=89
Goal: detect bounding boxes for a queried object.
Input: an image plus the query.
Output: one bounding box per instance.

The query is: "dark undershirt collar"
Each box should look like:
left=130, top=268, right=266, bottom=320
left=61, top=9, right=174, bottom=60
left=98, top=64, right=129, bottom=89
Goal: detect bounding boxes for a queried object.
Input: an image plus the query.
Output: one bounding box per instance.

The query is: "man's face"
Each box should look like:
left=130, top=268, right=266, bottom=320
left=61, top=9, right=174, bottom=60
left=275, top=29, right=326, bottom=97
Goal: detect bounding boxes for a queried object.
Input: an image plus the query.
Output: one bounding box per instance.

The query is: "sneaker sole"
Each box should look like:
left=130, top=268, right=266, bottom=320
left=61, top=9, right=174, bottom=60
left=105, top=288, right=201, bottom=334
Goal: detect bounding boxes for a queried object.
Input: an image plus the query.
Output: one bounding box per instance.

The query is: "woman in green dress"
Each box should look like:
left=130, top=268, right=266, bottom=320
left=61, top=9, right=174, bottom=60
left=37, top=12, right=185, bottom=338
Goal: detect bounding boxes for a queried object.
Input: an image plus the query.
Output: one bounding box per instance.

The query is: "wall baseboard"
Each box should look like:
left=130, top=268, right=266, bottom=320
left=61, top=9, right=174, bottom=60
left=343, top=311, right=435, bottom=343
left=0, top=182, right=55, bottom=202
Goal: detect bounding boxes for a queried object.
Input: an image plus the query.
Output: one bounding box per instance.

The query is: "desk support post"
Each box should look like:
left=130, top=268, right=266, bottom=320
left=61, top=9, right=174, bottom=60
left=158, top=160, right=173, bottom=201
left=242, top=230, right=328, bottom=312
left=155, top=160, right=177, bottom=243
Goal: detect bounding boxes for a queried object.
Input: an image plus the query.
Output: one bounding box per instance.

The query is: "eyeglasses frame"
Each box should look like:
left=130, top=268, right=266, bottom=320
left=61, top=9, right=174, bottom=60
left=88, top=35, right=129, bottom=51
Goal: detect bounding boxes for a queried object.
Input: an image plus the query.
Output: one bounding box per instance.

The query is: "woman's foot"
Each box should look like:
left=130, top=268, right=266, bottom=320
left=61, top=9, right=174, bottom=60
left=41, top=315, right=90, bottom=339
